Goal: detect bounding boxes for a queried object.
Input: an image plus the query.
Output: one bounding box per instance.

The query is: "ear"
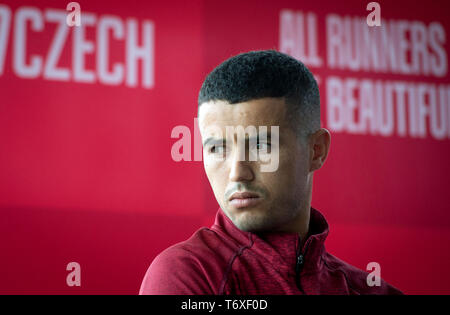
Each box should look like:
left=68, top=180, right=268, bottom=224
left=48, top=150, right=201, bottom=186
left=308, top=128, right=331, bottom=172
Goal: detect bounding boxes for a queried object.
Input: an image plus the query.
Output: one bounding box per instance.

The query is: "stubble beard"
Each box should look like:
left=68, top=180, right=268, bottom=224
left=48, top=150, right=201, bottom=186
left=223, top=196, right=302, bottom=233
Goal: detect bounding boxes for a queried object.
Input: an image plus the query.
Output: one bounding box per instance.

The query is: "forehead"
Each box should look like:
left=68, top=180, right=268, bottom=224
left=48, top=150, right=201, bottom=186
left=198, top=97, right=288, bottom=132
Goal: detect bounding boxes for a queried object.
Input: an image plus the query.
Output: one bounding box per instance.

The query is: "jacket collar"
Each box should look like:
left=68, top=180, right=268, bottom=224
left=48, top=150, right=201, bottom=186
left=211, top=206, right=330, bottom=275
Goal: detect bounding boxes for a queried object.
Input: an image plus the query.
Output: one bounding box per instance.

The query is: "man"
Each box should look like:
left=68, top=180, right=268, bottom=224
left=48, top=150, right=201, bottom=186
left=139, top=50, right=403, bottom=295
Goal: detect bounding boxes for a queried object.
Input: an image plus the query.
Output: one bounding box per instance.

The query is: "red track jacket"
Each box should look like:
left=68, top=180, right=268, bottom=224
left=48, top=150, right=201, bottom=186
left=140, top=206, right=403, bottom=295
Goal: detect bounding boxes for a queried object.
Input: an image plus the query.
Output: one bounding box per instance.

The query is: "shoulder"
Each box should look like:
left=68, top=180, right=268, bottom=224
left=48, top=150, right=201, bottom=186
left=139, top=227, right=238, bottom=295
left=322, top=252, right=404, bottom=295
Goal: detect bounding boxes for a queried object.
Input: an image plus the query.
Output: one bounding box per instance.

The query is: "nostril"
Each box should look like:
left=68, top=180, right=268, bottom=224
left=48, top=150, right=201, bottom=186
left=229, top=162, right=255, bottom=182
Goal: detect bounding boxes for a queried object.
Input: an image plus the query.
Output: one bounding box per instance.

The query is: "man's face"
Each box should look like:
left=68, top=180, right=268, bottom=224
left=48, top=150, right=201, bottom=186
left=198, top=97, right=313, bottom=233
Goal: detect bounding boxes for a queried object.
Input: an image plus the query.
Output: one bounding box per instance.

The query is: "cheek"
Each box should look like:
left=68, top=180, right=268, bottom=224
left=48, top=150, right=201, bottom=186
left=274, top=149, right=298, bottom=176
left=259, top=149, right=304, bottom=190
left=204, top=162, right=228, bottom=193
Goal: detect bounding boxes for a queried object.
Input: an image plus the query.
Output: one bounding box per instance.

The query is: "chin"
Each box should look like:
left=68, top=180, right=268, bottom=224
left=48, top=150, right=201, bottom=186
left=232, top=211, right=274, bottom=233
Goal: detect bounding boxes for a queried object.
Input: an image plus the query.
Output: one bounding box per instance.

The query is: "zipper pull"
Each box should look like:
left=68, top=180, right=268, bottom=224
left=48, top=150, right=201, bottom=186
left=295, top=253, right=305, bottom=291
left=296, top=254, right=304, bottom=274
left=296, top=235, right=304, bottom=275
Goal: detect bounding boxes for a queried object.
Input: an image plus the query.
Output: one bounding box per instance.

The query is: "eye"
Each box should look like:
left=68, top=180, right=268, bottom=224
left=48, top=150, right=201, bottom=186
left=209, top=145, right=225, bottom=154
left=256, top=142, right=271, bottom=151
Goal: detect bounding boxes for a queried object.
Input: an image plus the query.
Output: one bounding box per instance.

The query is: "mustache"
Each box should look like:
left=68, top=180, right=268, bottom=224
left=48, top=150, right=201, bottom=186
left=224, top=183, right=267, bottom=200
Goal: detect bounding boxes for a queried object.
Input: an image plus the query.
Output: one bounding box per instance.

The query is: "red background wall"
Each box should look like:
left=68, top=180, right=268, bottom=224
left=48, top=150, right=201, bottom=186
left=0, top=0, right=449, bottom=294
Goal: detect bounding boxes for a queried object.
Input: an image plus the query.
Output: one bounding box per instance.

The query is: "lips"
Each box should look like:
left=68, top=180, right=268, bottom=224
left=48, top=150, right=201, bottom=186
left=229, top=191, right=262, bottom=209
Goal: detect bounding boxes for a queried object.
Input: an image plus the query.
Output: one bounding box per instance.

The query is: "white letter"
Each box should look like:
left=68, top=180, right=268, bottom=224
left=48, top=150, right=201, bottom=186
left=193, top=117, right=203, bottom=162
left=0, top=4, right=11, bottom=76
left=429, top=22, right=447, bottom=77
left=366, top=262, right=381, bottom=287
left=361, top=17, right=380, bottom=71
left=344, top=17, right=361, bottom=71
left=410, top=22, right=429, bottom=75
left=345, top=78, right=361, bottom=133
left=377, top=81, right=394, bottom=136
left=66, top=262, right=81, bottom=287
left=326, top=14, right=344, bottom=69
left=448, top=87, right=450, bottom=139
left=306, top=13, right=322, bottom=67
left=66, top=2, right=81, bottom=27
left=417, top=84, right=430, bottom=138
left=359, top=79, right=377, bottom=135
left=171, top=126, right=191, bottom=162
left=260, top=126, right=279, bottom=173
left=13, top=7, right=44, bottom=78
left=397, top=21, right=411, bottom=74
left=44, top=9, right=70, bottom=81
left=202, top=124, right=225, bottom=163
left=232, top=125, right=258, bottom=162
left=407, top=84, right=419, bottom=138
left=73, top=12, right=96, bottom=82
left=98, top=16, right=124, bottom=85
left=126, top=19, right=154, bottom=88
left=379, top=21, right=398, bottom=73
left=326, top=76, right=345, bottom=131
left=430, top=85, right=447, bottom=139
left=393, top=82, right=407, bottom=137
left=366, top=2, right=381, bottom=27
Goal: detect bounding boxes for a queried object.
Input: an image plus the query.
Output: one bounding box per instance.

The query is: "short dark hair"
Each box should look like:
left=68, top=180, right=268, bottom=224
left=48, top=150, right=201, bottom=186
left=197, top=49, right=320, bottom=143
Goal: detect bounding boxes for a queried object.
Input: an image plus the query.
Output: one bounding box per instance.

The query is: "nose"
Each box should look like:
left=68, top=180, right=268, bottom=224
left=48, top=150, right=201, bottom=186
left=228, top=147, right=254, bottom=182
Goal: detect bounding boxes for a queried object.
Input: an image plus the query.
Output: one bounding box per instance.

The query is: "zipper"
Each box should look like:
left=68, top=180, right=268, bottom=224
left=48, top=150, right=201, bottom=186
left=295, top=253, right=304, bottom=291
left=295, top=236, right=309, bottom=293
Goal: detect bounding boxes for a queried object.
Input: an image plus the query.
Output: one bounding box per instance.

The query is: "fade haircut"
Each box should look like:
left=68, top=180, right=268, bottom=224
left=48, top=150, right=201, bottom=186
left=197, top=49, right=320, bottom=144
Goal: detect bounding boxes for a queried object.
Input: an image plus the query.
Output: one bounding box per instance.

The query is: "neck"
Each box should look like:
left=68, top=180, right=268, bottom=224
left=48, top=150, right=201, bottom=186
left=297, top=207, right=310, bottom=248
left=275, top=203, right=310, bottom=240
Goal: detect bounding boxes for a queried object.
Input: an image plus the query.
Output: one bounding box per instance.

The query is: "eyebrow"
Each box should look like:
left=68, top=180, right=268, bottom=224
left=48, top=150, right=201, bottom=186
left=202, top=132, right=272, bottom=147
left=202, top=137, right=225, bottom=147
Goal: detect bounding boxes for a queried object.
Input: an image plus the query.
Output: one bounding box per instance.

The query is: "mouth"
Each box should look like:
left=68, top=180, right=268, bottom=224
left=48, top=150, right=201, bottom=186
left=228, top=191, right=263, bottom=209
